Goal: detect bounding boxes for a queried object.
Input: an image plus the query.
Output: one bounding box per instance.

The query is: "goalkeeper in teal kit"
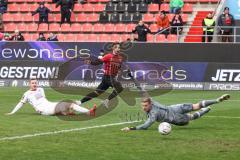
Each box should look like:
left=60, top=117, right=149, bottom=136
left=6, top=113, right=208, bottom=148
left=121, top=71, right=230, bottom=131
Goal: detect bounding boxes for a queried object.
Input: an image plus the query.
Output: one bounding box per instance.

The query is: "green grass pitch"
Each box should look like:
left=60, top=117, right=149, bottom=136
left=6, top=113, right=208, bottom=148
left=0, top=87, right=240, bottom=160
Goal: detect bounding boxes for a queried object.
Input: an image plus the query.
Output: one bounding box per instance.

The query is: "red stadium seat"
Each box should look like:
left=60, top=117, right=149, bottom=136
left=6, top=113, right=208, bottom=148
left=148, top=4, right=159, bottom=12
left=76, top=34, right=87, bottom=42
left=49, top=23, right=60, bottom=32
left=61, top=23, right=71, bottom=32
left=51, top=4, right=61, bottom=12
left=87, top=13, right=99, bottom=22
left=71, top=23, right=81, bottom=32
left=30, top=3, right=39, bottom=12
left=27, top=23, right=38, bottom=32
left=98, top=0, right=110, bottom=2
left=167, top=34, right=178, bottom=42
left=3, top=13, right=13, bottom=22
left=48, top=14, right=55, bottom=22
left=4, top=23, right=16, bottom=32
left=8, top=3, right=19, bottom=12
left=114, top=23, right=126, bottom=33
left=31, top=33, right=39, bottom=41
left=156, top=34, right=166, bottom=42
left=54, top=14, right=61, bottom=22
left=88, top=34, right=98, bottom=42
left=76, top=13, right=88, bottom=22
left=65, top=34, right=76, bottom=42
left=23, top=33, right=32, bottom=41
left=110, top=34, right=121, bottom=42
left=33, top=14, right=39, bottom=22
left=126, top=23, right=135, bottom=32
left=19, top=3, right=30, bottom=12
left=81, top=23, right=93, bottom=32
left=121, top=34, right=131, bottom=41
left=149, top=24, right=158, bottom=33
left=182, top=4, right=193, bottom=13
left=160, top=4, right=169, bottom=12
left=147, top=34, right=154, bottom=42
left=99, top=34, right=111, bottom=42
left=103, top=23, right=114, bottom=33
left=38, top=23, right=49, bottom=32
left=74, top=4, right=83, bottom=12
left=93, top=23, right=104, bottom=32
left=12, top=14, right=23, bottom=22
left=94, top=3, right=105, bottom=12
left=182, top=14, right=188, bottom=22
left=142, top=14, right=154, bottom=22
left=23, top=13, right=34, bottom=22
left=17, top=23, right=26, bottom=32
left=57, top=33, right=65, bottom=41
left=82, top=3, right=94, bottom=12
left=71, top=13, right=77, bottom=22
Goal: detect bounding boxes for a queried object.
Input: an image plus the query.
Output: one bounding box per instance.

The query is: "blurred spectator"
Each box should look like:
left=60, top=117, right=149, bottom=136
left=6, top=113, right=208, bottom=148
left=170, top=0, right=184, bottom=14
left=202, top=12, right=215, bottom=43
left=32, top=2, right=51, bottom=24
left=99, top=11, right=109, bottom=23
left=10, top=30, right=25, bottom=41
left=132, top=20, right=151, bottom=42
left=110, top=12, right=119, bottom=23
left=56, top=0, right=74, bottom=24
left=156, top=11, right=170, bottom=37
left=37, top=32, right=46, bottom=41
left=0, top=0, right=7, bottom=14
left=218, top=7, right=235, bottom=42
left=47, top=33, right=58, bottom=41
left=3, top=33, right=11, bottom=41
left=171, top=12, right=183, bottom=35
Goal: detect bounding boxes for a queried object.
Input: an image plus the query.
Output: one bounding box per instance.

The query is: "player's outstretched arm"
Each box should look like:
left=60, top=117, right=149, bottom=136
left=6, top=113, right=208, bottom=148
left=6, top=94, right=27, bottom=115
left=5, top=102, right=25, bottom=115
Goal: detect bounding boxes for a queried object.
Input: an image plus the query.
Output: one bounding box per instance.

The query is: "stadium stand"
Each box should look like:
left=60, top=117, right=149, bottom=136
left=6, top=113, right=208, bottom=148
left=2, top=0, right=219, bottom=42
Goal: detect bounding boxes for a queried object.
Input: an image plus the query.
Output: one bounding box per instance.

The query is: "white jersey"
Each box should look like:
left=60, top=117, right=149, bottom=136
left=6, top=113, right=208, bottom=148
left=21, top=88, right=47, bottom=108
left=20, top=88, right=56, bottom=115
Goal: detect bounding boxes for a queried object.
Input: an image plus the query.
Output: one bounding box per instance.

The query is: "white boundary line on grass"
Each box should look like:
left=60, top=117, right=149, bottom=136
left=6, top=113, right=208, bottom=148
left=0, top=120, right=141, bottom=142
left=1, top=116, right=240, bottom=142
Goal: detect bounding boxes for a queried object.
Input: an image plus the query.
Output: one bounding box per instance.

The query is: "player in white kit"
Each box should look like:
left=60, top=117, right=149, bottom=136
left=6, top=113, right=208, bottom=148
left=6, top=79, right=96, bottom=116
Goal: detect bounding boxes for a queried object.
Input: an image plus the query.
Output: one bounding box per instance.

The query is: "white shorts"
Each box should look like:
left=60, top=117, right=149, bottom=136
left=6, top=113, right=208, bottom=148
left=38, top=102, right=58, bottom=116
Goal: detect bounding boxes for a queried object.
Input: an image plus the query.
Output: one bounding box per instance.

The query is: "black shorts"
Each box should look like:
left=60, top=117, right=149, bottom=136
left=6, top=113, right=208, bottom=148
left=96, top=75, right=123, bottom=93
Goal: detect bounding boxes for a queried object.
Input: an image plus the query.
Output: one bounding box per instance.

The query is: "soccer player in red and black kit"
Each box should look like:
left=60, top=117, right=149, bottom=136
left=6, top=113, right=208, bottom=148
left=76, top=43, right=125, bottom=107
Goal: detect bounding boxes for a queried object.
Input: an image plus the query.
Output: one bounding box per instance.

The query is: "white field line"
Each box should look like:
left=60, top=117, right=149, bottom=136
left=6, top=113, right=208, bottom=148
left=0, top=121, right=141, bottom=142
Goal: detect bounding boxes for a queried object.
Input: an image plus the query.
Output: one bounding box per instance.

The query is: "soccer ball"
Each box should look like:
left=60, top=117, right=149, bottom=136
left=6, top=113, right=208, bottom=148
left=158, top=122, right=172, bottom=135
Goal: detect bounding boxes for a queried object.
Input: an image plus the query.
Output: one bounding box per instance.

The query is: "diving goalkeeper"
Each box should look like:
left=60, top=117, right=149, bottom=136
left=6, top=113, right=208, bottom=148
left=121, top=70, right=230, bottom=131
